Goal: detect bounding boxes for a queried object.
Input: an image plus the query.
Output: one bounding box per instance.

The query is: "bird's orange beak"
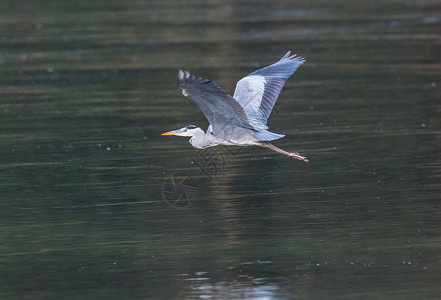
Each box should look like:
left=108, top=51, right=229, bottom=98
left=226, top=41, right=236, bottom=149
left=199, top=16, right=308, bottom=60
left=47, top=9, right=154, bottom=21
left=161, top=130, right=179, bottom=136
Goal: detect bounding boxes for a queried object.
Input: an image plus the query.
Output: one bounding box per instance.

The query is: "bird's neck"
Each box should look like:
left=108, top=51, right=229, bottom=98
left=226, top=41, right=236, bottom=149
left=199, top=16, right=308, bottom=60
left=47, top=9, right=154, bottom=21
left=189, top=128, right=212, bottom=149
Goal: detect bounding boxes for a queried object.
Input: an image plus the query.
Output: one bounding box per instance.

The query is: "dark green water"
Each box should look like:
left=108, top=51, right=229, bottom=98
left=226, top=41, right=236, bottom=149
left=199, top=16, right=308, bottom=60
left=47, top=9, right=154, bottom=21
left=1, top=0, right=440, bottom=299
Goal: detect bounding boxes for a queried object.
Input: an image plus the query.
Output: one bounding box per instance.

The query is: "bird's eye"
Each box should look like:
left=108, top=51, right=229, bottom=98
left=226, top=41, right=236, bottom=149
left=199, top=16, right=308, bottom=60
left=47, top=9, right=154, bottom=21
left=183, top=128, right=188, bottom=132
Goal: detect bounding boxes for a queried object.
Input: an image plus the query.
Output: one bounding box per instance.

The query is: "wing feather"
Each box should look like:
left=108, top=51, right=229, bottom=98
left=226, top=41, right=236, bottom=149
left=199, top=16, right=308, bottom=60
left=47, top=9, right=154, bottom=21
left=178, top=70, right=253, bottom=139
left=233, top=51, right=305, bottom=128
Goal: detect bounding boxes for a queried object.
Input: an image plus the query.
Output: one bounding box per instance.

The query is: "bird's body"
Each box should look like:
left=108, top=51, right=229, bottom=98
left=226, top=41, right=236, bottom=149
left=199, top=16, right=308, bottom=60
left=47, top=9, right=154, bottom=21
left=162, top=51, right=309, bottom=162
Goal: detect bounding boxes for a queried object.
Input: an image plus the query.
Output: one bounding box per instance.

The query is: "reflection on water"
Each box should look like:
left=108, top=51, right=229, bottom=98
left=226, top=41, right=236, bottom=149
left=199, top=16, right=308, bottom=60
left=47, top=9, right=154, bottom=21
left=182, top=270, right=285, bottom=300
left=1, top=0, right=441, bottom=298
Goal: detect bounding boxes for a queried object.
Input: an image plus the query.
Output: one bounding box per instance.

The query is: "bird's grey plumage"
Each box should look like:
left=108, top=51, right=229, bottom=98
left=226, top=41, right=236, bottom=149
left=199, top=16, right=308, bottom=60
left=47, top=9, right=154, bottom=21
left=163, top=52, right=309, bottom=162
left=233, top=51, right=305, bottom=130
left=178, top=70, right=255, bottom=142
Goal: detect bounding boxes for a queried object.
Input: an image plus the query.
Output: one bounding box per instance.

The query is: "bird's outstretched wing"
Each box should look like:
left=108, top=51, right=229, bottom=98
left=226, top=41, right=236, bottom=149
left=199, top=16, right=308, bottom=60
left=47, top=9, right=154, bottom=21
left=233, top=51, right=305, bottom=130
left=178, top=70, right=254, bottom=138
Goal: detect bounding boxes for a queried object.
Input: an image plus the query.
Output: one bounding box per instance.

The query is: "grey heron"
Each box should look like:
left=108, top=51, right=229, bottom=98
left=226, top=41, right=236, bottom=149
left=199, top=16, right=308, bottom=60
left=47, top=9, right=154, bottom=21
left=162, top=51, right=309, bottom=162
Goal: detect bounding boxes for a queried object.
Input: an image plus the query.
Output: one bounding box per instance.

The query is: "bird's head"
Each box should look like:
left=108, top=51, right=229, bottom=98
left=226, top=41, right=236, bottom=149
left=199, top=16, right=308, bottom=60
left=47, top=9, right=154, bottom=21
left=161, top=125, right=202, bottom=137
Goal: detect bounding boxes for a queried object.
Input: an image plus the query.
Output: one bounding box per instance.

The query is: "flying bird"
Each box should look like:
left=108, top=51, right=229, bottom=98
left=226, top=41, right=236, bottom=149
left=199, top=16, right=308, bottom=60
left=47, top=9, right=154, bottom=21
left=162, top=51, right=309, bottom=162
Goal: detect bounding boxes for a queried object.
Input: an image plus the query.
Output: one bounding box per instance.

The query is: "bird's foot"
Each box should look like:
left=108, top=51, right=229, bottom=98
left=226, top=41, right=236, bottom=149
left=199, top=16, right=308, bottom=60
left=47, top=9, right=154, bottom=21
left=289, top=152, right=309, bottom=162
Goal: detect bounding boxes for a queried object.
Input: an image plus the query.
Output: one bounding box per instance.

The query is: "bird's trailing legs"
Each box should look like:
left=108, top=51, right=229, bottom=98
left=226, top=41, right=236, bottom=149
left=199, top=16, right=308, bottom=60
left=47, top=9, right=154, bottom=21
left=257, top=142, right=309, bottom=162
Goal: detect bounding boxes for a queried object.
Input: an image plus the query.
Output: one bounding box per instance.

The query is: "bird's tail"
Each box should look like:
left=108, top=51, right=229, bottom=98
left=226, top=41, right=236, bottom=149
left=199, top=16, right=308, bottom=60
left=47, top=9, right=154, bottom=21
left=254, top=130, right=285, bottom=141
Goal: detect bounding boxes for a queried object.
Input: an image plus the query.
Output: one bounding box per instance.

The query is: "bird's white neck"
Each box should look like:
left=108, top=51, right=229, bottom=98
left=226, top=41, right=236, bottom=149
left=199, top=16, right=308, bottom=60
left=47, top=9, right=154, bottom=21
left=189, top=126, right=222, bottom=149
left=189, top=127, right=210, bottom=149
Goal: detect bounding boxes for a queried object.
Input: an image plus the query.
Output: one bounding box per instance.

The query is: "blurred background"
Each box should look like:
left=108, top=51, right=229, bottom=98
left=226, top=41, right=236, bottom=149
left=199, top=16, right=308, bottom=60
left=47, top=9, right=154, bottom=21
left=1, top=0, right=440, bottom=298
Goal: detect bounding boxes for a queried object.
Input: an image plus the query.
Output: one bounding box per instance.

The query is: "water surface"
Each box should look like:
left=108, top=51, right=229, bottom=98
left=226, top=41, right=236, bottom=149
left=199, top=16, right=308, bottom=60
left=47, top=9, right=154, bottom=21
left=1, top=0, right=440, bottom=298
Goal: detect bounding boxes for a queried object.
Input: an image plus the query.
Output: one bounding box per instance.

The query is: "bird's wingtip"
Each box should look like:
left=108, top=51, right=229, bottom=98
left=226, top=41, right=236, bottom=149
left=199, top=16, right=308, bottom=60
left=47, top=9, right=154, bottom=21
left=278, top=51, right=306, bottom=64
left=178, top=69, right=185, bottom=80
left=178, top=69, right=193, bottom=81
